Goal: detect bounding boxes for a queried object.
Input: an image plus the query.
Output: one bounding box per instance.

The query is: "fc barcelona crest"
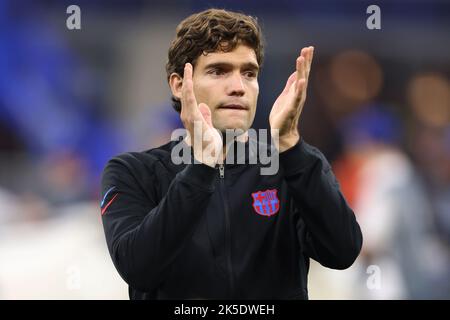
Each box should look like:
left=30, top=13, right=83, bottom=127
left=251, top=189, right=280, bottom=217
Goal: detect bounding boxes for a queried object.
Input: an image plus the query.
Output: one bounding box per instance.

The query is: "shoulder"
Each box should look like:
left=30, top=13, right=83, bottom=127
left=105, top=140, right=177, bottom=172
left=101, top=140, right=180, bottom=183
left=100, top=140, right=181, bottom=200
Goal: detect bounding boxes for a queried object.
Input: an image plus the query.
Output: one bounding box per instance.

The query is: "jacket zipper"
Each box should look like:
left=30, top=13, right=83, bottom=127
left=218, top=164, right=235, bottom=298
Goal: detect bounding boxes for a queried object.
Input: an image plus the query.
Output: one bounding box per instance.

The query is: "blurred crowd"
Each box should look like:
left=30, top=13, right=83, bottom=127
left=0, top=0, right=448, bottom=299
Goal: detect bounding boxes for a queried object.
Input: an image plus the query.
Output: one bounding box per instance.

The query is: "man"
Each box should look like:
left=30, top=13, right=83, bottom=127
left=100, top=8, right=363, bottom=299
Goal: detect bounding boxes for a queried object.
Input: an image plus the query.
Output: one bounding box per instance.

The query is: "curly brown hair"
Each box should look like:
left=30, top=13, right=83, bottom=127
left=166, top=8, right=264, bottom=112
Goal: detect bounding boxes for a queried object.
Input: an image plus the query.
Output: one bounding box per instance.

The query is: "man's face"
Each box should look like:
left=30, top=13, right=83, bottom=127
left=191, top=44, right=260, bottom=133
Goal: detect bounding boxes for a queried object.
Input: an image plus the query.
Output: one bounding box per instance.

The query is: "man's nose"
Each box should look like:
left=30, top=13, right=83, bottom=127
left=227, top=72, right=245, bottom=96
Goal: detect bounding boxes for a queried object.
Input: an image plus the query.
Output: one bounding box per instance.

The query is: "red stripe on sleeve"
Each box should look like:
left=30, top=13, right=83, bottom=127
left=101, top=193, right=119, bottom=215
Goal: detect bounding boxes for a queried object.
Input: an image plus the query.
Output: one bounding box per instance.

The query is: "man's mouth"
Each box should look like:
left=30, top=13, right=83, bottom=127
left=219, top=104, right=248, bottom=110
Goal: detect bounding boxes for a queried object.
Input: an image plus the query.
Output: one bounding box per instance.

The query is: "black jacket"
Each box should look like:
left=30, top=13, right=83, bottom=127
left=100, top=137, right=363, bottom=299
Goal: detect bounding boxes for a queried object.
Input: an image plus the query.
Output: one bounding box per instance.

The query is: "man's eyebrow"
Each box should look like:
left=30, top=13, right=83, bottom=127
left=204, top=61, right=260, bottom=71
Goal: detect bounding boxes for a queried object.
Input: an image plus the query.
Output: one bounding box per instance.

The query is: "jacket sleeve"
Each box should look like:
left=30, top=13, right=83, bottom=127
left=100, top=153, right=217, bottom=292
left=279, top=139, right=363, bottom=269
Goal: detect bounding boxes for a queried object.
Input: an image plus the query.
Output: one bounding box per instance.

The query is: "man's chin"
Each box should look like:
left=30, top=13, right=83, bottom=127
left=217, top=125, right=249, bottom=143
left=217, top=125, right=248, bottom=135
left=216, top=119, right=248, bottom=129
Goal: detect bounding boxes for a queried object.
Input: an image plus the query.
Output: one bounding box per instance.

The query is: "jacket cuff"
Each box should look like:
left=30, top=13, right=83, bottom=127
left=177, top=163, right=217, bottom=192
left=279, top=139, right=318, bottom=177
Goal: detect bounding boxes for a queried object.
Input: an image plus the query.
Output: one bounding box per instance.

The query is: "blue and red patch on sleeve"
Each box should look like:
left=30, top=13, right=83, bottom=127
left=100, top=186, right=119, bottom=215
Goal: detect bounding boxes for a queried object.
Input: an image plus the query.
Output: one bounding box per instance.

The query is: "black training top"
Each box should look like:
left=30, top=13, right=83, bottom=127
left=100, top=137, right=363, bottom=299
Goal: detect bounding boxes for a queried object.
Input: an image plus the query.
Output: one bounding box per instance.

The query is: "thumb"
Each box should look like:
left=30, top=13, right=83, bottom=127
left=198, top=103, right=213, bottom=128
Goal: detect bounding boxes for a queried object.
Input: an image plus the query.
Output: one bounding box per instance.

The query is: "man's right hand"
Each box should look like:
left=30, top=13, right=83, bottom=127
left=181, top=63, right=223, bottom=168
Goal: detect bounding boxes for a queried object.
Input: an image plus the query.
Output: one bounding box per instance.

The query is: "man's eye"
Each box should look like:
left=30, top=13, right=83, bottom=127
left=244, top=71, right=257, bottom=78
left=208, top=69, right=225, bottom=76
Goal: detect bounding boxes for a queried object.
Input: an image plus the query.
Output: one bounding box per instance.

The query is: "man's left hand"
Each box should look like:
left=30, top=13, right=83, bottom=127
left=269, top=46, right=314, bottom=152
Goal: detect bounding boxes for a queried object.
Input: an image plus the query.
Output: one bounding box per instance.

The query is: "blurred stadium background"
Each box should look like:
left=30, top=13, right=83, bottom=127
left=0, top=0, right=449, bottom=299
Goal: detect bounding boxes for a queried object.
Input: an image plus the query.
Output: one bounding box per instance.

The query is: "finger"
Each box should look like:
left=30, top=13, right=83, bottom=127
left=301, top=47, right=308, bottom=60
left=305, top=46, right=314, bottom=80
left=282, top=72, right=297, bottom=95
left=295, top=56, right=306, bottom=96
left=295, top=78, right=306, bottom=96
left=308, top=46, right=314, bottom=66
left=296, top=56, right=305, bottom=83
left=300, top=47, right=309, bottom=75
left=300, top=52, right=307, bottom=80
left=303, top=47, right=314, bottom=93
left=299, top=47, right=312, bottom=78
left=181, top=63, right=197, bottom=115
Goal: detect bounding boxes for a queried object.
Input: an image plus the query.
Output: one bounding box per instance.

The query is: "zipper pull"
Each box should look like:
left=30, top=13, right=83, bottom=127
left=219, top=164, right=225, bottom=179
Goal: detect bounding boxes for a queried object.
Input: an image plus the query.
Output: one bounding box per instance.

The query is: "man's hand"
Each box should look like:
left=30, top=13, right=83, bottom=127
left=269, top=46, right=314, bottom=152
left=181, top=63, right=223, bottom=167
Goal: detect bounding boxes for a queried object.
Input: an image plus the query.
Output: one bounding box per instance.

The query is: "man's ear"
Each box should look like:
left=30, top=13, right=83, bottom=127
left=169, top=73, right=183, bottom=101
